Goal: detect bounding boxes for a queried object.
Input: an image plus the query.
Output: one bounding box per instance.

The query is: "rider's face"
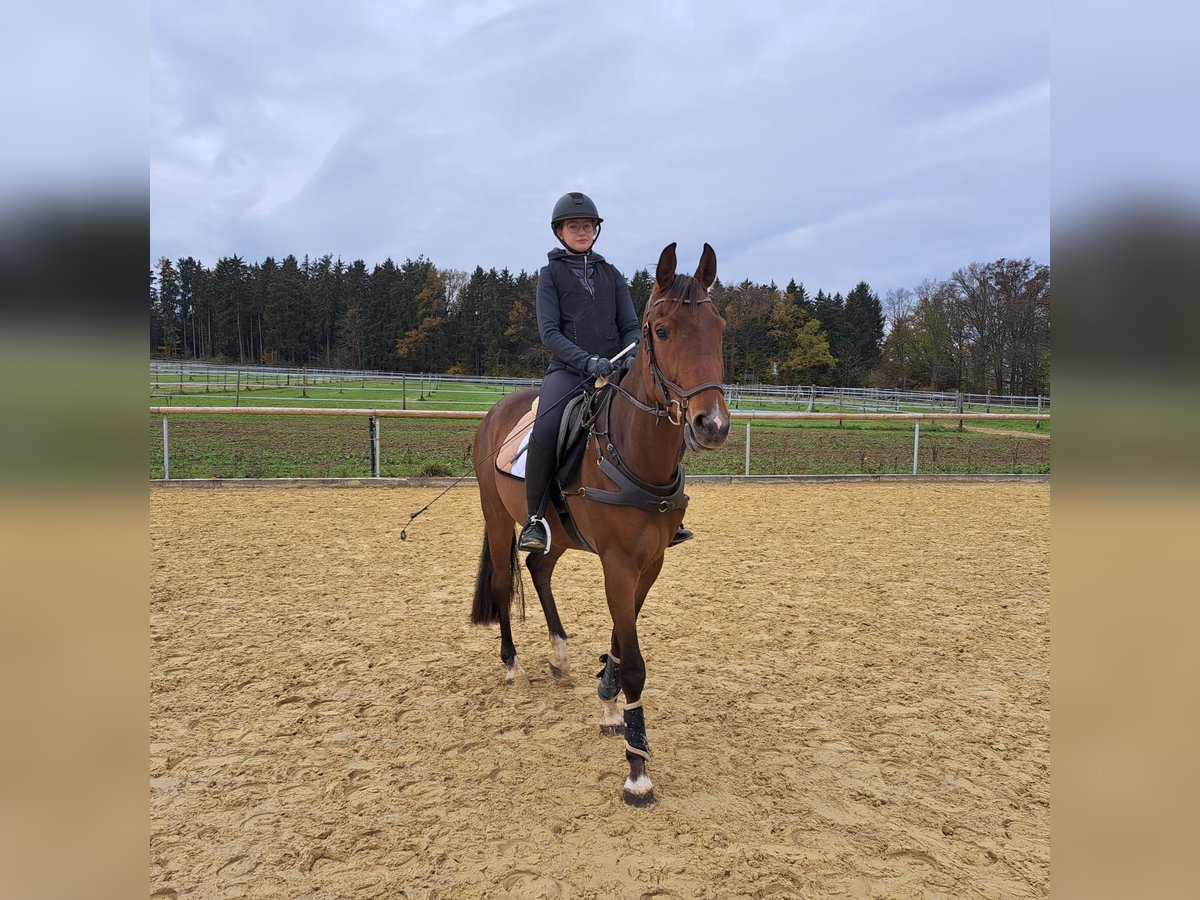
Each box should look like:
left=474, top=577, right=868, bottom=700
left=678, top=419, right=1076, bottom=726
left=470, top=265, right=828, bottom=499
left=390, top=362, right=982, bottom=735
left=557, top=218, right=597, bottom=253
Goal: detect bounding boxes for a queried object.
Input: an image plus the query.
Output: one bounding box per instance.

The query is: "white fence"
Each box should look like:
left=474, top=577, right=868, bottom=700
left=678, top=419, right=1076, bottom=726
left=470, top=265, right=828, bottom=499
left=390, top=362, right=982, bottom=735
left=150, top=405, right=1049, bottom=480
left=150, top=360, right=1048, bottom=415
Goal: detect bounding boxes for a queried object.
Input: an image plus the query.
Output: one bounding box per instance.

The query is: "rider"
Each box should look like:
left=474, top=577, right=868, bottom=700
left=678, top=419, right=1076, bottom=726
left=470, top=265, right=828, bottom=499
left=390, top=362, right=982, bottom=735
left=518, top=191, right=694, bottom=553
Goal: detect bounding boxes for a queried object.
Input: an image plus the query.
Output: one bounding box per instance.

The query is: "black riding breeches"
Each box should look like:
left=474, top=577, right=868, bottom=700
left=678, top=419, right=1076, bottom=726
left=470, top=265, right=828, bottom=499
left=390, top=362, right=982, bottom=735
left=532, top=369, right=586, bottom=451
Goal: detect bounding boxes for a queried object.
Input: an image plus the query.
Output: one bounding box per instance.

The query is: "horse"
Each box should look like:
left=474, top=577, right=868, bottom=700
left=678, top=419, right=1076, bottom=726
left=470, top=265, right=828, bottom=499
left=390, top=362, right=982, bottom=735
left=470, top=242, right=730, bottom=806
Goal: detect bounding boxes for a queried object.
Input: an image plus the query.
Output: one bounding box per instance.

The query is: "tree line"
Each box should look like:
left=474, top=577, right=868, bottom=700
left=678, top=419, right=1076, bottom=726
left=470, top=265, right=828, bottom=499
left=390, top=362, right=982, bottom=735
left=150, top=252, right=1049, bottom=394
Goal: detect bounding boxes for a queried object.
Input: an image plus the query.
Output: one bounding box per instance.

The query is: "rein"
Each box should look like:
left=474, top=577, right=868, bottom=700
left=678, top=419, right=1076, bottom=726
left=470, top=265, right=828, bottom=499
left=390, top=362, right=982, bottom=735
left=398, top=369, right=595, bottom=540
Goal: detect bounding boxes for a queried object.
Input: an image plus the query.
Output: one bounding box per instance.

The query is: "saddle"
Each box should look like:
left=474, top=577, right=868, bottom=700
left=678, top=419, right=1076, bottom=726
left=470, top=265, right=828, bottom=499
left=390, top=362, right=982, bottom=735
left=496, top=390, right=599, bottom=551
left=496, top=392, right=594, bottom=484
left=495, top=385, right=689, bottom=553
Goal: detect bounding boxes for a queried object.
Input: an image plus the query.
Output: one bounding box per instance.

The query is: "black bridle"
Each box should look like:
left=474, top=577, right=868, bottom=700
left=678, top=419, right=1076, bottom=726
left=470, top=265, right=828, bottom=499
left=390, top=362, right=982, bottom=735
left=610, top=292, right=726, bottom=427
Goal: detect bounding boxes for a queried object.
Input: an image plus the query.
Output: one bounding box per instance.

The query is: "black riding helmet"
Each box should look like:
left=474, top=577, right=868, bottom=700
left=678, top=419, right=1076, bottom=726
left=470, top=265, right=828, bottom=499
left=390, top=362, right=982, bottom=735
left=550, top=191, right=603, bottom=249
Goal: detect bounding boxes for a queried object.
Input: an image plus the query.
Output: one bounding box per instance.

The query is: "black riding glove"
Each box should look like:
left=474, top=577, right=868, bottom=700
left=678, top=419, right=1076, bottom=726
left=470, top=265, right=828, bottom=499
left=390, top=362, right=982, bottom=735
left=621, top=354, right=636, bottom=372
left=586, top=356, right=615, bottom=377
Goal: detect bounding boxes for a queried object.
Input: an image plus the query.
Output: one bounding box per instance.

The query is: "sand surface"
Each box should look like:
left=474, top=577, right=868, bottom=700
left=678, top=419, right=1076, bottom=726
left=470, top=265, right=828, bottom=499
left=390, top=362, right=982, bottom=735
left=150, top=482, right=1049, bottom=899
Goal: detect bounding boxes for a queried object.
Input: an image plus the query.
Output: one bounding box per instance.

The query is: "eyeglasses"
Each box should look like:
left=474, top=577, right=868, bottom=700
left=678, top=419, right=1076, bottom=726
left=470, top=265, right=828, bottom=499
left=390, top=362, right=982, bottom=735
left=562, top=221, right=596, bottom=234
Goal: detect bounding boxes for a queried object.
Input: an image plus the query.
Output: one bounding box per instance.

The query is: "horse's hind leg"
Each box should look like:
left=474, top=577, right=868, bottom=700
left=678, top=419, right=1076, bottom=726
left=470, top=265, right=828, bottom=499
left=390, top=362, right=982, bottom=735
left=485, top=519, right=526, bottom=685
left=525, top=546, right=570, bottom=676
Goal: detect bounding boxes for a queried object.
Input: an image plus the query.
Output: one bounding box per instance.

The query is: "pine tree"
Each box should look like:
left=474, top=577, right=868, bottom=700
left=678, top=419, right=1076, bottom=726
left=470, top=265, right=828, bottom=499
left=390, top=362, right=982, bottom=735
left=811, top=289, right=846, bottom=385
left=505, top=271, right=544, bottom=376
left=155, top=257, right=181, bottom=357
left=844, top=281, right=885, bottom=377
left=265, top=255, right=306, bottom=365
left=177, top=257, right=203, bottom=358
left=628, top=268, right=653, bottom=321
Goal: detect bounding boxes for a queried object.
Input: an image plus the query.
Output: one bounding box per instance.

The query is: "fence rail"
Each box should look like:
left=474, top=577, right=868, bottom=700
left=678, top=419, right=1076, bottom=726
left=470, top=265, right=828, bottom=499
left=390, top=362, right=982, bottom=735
left=150, top=360, right=1048, bottom=414
left=150, top=406, right=1049, bottom=480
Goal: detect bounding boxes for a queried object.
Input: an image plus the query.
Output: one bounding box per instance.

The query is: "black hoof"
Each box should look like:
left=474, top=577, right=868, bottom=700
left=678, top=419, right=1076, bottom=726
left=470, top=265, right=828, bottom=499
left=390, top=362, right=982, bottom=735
left=599, top=724, right=625, bottom=736
left=622, top=788, right=656, bottom=807
left=549, top=663, right=569, bottom=678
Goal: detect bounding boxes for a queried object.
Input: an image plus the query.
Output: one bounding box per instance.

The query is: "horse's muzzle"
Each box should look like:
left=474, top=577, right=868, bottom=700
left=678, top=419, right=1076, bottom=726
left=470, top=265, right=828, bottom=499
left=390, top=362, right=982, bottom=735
left=685, top=410, right=730, bottom=451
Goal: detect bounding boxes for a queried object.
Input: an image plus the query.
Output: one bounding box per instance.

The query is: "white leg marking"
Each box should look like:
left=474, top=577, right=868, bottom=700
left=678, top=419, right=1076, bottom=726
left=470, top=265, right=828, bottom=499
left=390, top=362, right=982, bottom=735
left=505, top=657, right=527, bottom=685
left=623, top=772, right=654, bottom=796
left=600, top=699, right=623, bottom=728
left=549, top=634, right=570, bottom=674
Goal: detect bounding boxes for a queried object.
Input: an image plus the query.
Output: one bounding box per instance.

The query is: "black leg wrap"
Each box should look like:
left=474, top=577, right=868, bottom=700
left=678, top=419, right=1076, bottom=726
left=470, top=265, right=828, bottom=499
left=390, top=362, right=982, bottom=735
left=623, top=706, right=650, bottom=756
left=596, top=653, right=621, bottom=701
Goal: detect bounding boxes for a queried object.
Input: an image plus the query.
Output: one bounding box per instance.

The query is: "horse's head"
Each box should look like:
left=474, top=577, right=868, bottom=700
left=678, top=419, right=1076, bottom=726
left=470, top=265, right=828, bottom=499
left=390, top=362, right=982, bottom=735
left=642, top=242, right=731, bottom=451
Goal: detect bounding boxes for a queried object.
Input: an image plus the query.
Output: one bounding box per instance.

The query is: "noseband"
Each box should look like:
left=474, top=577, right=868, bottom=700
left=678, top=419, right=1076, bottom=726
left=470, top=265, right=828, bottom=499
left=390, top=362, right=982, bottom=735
left=636, top=295, right=726, bottom=426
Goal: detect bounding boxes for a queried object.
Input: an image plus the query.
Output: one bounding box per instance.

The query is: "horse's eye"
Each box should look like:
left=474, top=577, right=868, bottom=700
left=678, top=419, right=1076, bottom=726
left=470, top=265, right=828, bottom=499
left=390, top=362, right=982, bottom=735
left=655, top=327, right=669, bottom=340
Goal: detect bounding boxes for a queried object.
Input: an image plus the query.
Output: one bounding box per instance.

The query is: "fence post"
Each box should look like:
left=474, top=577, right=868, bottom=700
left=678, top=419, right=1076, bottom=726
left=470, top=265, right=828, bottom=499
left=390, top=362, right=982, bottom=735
left=744, top=419, right=751, bottom=476
left=402, top=375, right=407, bottom=410
left=912, top=420, right=920, bottom=475
left=369, top=417, right=380, bottom=477
left=162, top=416, right=170, bottom=480
left=1037, top=394, right=1043, bottom=429
left=236, top=370, right=241, bottom=407
left=956, top=392, right=964, bottom=431
left=807, top=385, right=815, bottom=413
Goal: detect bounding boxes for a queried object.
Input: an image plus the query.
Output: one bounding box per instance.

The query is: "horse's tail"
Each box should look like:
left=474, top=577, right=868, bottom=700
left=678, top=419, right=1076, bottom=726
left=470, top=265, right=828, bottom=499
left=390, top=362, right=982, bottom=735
left=471, top=529, right=523, bottom=624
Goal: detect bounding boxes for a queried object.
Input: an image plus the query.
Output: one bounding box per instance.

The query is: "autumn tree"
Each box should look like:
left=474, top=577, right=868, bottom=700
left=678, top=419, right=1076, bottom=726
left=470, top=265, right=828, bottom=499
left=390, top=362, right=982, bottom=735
left=879, top=287, right=915, bottom=389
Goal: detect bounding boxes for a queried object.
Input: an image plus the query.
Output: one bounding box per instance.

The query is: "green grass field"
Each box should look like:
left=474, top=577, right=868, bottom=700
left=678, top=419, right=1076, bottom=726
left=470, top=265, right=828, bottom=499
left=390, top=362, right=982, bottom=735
left=150, top=375, right=526, bottom=412
left=150, top=371, right=1048, bottom=478
left=149, top=413, right=1049, bottom=479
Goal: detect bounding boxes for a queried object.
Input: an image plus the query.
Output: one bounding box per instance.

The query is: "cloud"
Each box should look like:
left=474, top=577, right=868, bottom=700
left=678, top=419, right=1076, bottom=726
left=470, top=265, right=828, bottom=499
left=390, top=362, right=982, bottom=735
left=151, top=1, right=1050, bottom=294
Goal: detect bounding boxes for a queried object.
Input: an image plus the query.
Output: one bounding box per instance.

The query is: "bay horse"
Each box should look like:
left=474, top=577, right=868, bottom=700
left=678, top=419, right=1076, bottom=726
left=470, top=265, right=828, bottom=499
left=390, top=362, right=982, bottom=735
left=471, top=242, right=730, bottom=805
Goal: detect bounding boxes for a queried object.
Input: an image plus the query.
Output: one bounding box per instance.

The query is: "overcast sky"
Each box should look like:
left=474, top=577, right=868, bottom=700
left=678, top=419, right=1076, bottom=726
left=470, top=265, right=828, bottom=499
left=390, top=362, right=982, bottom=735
left=150, top=0, right=1050, bottom=296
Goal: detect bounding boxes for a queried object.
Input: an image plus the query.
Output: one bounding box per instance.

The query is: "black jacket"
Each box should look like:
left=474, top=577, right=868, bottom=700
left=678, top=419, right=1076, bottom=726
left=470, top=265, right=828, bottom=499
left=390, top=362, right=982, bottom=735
left=536, top=248, right=640, bottom=375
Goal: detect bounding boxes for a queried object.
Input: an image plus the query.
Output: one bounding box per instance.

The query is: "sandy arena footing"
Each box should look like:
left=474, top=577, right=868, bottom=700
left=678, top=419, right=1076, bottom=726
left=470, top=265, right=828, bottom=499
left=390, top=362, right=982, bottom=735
left=151, top=481, right=1049, bottom=899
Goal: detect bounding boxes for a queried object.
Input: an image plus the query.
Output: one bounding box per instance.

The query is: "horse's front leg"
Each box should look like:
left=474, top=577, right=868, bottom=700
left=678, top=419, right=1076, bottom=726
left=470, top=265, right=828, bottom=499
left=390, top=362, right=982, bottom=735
left=602, top=555, right=663, bottom=806
left=596, top=554, right=663, bottom=734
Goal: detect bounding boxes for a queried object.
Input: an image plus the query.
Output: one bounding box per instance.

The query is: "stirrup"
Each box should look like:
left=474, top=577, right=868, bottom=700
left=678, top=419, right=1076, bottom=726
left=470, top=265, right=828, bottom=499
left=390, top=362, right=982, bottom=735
left=518, top=516, right=551, bottom=554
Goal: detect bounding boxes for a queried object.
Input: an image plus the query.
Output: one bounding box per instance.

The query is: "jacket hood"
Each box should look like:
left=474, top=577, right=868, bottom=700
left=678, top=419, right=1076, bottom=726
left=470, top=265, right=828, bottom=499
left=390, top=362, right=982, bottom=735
left=547, top=247, right=606, bottom=264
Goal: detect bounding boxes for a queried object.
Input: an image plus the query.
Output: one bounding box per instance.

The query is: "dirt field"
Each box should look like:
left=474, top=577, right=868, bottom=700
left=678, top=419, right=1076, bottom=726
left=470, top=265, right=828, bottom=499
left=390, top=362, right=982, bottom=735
left=150, top=481, right=1049, bottom=899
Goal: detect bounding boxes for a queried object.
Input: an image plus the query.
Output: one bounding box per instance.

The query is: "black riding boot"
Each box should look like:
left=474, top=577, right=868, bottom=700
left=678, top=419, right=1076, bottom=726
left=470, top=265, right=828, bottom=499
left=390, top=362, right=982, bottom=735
left=669, top=524, right=694, bottom=547
left=518, top=437, right=556, bottom=553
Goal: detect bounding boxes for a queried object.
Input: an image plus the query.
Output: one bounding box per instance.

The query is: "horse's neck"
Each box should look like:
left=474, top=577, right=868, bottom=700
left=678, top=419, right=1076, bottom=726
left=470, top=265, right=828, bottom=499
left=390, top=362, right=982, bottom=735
left=605, top=362, right=683, bottom=484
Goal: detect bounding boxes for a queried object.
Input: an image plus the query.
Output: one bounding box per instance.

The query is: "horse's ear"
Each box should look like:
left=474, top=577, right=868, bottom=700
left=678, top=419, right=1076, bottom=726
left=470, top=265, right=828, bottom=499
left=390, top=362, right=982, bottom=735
left=656, top=243, right=678, bottom=293
left=694, top=243, right=717, bottom=290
